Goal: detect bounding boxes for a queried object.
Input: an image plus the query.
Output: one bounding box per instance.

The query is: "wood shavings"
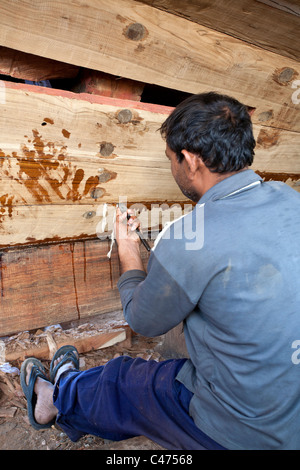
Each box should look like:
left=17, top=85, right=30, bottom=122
left=0, top=407, right=17, bottom=418
left=46, top=331, right=58, bottom=356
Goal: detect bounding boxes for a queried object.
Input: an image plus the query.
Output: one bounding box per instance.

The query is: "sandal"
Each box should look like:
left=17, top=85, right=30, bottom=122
left=49, top=345, right=79, bottom=383
left=20, top=358, right=56, bottom=430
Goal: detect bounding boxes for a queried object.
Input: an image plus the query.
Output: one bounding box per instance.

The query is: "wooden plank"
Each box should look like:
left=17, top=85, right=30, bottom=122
left=0, top=81, right=185, bottom=246
left=0, top=201, right=194, bottom=248
left=136, top=0, right=300, bottom=60
left=0, top=81, right=299, bottom=247
left=0, top=0, right=299, bottom=132
left=4, top=327, right=130, bottom=362
left=0, top=240, right=119, bottom=335
left=0, top=239, right=151, bottom=336
left=0, top=46, right=79, bottom=81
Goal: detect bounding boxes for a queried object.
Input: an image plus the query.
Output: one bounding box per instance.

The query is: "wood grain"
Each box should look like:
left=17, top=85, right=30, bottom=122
left=0, top=81, right=185, bottom=246
left=0, top=0, right=298, bottom=132
left=0, top=81, right=299, bottom=247
left=136, top=0, right=300, bottom=60
left=0, top=240, right=120, bottom=335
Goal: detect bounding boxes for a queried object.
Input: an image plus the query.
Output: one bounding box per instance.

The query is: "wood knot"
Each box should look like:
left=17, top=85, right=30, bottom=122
left=124, top=23, right=147, bottom=41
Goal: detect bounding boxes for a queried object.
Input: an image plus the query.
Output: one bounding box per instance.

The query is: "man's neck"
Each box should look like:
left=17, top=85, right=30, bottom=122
left=198, top=167, right=248, bottom=198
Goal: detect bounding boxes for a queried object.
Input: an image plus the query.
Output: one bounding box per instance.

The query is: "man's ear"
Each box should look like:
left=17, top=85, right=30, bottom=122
left=181, top=149, right=202, bottom=177
left=247, top=106, right=256, bottom=116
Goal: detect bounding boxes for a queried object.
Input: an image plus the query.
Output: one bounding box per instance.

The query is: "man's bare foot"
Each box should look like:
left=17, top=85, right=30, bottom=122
left=53, top=350, right=79, bottom=384
left=25, top=362, right=58, bottom=425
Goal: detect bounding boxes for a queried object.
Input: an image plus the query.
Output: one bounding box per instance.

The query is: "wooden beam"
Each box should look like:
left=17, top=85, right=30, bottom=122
left=0, top=81, right=299, bottom=247
left=3, top=316, right=132, bottom=361
left=0, top=0, right=299, bottom=132
left=256, top=0, right=300, bottom=17
left=0, top=81, right=184, bottom=247
left=136, top=0, right=300, bottom=60
left=0, top=240, right=113, bottom=334
left=0, top=239, right=151, bottom=336
left=5, top=331, right=128, bottom=362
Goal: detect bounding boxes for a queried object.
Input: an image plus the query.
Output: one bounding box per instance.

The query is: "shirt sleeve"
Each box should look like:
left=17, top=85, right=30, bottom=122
left=117, top=252, right=196, bottom=337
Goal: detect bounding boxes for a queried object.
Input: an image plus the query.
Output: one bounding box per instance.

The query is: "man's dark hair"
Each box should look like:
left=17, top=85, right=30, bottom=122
left=160, top=92, right=256, bottom=173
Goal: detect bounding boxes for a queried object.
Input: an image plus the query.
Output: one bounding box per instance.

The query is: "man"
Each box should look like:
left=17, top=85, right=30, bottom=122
left=21, top=92, right=300, bottom=450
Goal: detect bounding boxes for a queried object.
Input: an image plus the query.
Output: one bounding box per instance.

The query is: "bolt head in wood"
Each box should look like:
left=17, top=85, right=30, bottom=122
left=90, top=188, right=104, bottom=199
left=273, top=67, right=298, bottom=85
left=100, top=142, right=115, bottom=156
left=117, top=109, right=132, bottom=123
left=83, top=211, right=96, bottom=219
left=125, top=23, right=146, bottom=41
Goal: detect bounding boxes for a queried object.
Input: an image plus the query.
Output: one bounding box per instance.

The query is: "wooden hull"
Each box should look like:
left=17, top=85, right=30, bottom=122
left=0, top=0, right=299, bottom=337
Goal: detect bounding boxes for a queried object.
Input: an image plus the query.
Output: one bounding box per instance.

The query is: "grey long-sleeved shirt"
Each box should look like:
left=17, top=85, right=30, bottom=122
left=117, top=169, right=300, bottom=450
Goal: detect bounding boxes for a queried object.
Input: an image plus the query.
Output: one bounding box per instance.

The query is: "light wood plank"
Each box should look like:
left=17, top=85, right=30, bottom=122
left=5, top=327, right=129, bottom=361
left=0, top=82, right=299, bottom=247
left=0, top=240, right=119, bottom=335
left=0, top=81, right=184, bottom=246
left=0, top=0, right=299, bottom=132
left=0, top=81, right=177, bottom=205
left=256, top=0, right=300, bottom=17
left=252, top=124, right=300, bottom=182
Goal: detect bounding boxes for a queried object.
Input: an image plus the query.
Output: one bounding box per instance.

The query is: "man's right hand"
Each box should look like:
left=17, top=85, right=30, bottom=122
left=114, top=208, right=145, bottom=274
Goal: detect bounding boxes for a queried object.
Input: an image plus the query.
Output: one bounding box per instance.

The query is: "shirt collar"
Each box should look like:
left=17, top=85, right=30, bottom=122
left=197, top=169, right=263, bottom=204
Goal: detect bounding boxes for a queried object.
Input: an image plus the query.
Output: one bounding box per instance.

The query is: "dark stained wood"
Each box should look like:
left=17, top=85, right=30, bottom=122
left=0, top=238, right=151, bottom=336
left=136, top=0, right=300, bottom=61
left=0, top=0, right=298, bottom=132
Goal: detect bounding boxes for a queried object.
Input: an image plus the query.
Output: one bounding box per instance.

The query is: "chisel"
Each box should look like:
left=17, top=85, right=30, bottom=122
left=126, top=212, right=151, bottom=252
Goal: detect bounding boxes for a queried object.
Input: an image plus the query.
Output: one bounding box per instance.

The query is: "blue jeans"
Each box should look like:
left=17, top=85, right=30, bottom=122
left=53, top=356, right=226, bottom=450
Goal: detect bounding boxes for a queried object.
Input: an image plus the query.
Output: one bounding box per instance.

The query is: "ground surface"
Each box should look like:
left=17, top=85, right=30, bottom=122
left=0, top=333, right=166, bottom=451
